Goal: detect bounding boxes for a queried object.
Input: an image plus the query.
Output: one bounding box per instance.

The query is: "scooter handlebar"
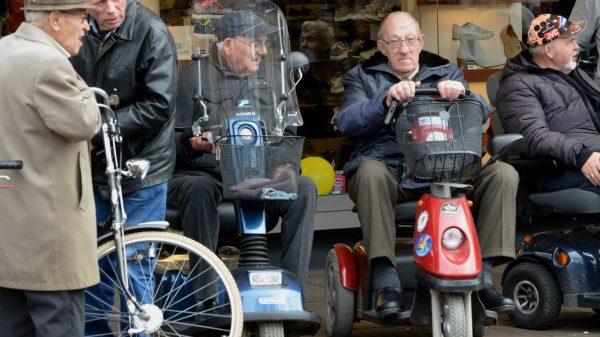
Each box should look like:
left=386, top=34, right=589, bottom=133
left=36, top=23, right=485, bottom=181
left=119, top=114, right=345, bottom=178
left=383, top=88, right=442, bottom=126
left=0, top=161, right=23, bottom=170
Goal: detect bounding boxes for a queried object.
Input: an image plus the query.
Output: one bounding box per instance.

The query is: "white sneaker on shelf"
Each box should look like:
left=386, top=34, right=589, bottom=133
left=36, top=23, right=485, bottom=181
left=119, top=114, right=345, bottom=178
left=330, top=42, right=350, bottom=60
left=452, top=22, right=494, bottom=40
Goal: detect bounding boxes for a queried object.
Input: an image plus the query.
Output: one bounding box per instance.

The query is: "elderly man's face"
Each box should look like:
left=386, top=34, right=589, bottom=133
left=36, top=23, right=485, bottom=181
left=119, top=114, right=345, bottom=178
left=548, top=36, right=580, bottom=74
left=222, top=35, right=269, bottom=78
left=88, top=0, right=127, bottom=31
left=377, top=12, right=424, bottom=78
left=54, top=9, right=90, bottom=56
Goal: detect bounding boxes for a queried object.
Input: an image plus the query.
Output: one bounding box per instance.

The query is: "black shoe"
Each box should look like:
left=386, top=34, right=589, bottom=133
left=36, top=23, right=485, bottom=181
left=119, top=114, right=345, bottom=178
left=375, top=286, right=402, bottom=319
left=478, top=284, right=515, bottom=313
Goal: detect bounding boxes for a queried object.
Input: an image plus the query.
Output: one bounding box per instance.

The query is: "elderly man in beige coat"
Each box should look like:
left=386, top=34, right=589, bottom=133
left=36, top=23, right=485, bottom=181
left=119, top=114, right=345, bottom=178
left=0, top=0, right=101, bottom=335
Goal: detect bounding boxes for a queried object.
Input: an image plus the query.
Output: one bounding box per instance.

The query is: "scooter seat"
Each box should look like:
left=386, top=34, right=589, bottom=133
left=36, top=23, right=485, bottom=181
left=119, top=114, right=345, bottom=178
left=395, top=201, right=418, bottom=222
left=529, top=188, right=600, bottom=214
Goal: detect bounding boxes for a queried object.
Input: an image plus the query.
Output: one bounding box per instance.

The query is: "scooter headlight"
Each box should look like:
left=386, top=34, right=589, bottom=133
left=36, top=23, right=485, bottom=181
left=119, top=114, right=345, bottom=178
left=442, top=227, right=464, bottom=250
left=249, top=271, right=283, bottom=287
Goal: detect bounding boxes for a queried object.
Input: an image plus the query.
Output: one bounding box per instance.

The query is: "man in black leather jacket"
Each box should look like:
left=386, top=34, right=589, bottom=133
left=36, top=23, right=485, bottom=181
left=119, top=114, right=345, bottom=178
left=70, top=0, right=177, bottom=334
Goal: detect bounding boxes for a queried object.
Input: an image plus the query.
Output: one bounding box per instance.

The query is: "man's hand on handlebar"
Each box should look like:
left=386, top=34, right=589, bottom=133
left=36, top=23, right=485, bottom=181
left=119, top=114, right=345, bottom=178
left=386, top=80, right=421, bottom=107
left=437, top=80, right=466, bottom=100
left=188, top=131, right=216, bottom=154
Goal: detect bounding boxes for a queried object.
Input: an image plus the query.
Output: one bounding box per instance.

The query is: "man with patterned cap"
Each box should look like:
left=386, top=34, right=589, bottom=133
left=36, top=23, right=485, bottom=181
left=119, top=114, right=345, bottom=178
left=0, top=0, right=101, bottom=335
left=497, top=14, right=600, bottom=194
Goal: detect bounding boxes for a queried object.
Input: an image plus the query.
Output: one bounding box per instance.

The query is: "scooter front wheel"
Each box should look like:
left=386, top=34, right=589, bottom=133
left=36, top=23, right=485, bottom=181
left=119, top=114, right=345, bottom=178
left=85, top=231, right=244, bottom=337
left=441, top=293, right=467, bottom=337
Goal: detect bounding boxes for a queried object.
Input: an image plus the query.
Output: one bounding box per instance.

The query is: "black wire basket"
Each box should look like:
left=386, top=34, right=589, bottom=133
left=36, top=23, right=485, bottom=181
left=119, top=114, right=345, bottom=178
left=216, top=135, right=304, bottom=200
left=395, top=99, right=484, bottom=183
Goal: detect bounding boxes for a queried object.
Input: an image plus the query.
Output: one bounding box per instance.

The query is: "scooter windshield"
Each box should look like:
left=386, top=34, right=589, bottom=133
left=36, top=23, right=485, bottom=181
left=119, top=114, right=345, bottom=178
left=188, top=0, right=303, bottom=138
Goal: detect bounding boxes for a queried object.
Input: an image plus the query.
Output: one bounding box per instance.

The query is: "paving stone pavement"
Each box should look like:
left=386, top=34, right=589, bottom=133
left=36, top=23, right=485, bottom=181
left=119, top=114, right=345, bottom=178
left=304, top=268, right=600, bottom=337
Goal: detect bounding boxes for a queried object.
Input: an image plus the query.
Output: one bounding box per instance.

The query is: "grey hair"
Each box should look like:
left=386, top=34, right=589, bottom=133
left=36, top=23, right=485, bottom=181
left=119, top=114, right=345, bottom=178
left=24, top=11, right=49, bottom=23
left=529, top=44, right=546, bottom=56
left=377, top=11, right=421, bottom=40
left=301, top=20, right=335, bottom=45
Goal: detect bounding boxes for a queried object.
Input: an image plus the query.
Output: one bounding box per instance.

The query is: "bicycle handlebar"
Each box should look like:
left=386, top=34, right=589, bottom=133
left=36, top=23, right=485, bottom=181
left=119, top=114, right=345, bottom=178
left=0, top=161, right=23, bottom=170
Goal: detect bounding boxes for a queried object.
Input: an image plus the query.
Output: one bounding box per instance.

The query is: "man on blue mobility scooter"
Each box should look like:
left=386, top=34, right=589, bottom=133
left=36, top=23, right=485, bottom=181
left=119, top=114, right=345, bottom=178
left=334, top=11, right=519, bottom=319
left=168, top=5, right=317, bottom=313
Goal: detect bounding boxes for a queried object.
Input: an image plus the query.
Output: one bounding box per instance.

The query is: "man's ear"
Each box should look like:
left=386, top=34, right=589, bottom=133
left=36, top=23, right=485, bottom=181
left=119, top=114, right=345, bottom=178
left=48, top=10, right=61, bottom=32
left=222, top=38, right=234, bottom=56
left=376, top=40, right=386, bottom=56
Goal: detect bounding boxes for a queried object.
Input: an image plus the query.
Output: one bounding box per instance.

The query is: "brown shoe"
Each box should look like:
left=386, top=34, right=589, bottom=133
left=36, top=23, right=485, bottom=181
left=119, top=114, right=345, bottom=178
left=500, top=24, right=526, bottom=59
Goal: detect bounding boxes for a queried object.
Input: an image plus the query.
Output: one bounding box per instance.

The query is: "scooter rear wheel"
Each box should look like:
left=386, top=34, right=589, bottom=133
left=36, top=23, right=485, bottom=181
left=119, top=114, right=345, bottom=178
left=325, top=248, right=355, bottom=337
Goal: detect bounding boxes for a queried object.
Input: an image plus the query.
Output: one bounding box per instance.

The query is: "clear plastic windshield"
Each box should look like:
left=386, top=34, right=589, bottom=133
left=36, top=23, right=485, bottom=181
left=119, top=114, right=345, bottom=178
left=188, top=0, right=304, bottom=138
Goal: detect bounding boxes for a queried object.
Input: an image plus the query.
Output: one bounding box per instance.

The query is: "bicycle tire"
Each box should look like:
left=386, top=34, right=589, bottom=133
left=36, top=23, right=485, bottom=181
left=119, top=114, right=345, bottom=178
left=85, top=231, right=243, bottom=337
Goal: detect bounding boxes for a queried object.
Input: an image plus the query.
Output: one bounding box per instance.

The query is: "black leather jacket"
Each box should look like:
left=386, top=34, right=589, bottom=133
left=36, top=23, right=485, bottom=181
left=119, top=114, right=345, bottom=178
left=71, top=0, right=177, bottom=193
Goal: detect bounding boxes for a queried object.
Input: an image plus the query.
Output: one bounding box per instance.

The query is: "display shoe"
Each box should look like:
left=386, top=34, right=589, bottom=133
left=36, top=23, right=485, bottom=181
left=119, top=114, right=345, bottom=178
left=500, top=24, right=527, bottom=58
left=477, top=284, right=516, bottom=313
left=452, top=22, right=494, bottom=40
left=456, top=38, right=505, bottom=69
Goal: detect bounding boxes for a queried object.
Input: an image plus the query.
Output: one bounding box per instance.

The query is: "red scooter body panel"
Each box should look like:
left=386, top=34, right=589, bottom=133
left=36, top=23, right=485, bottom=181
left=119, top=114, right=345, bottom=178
left=413, top=193, right=482, bottom=279
left=333, top=243, right=358, bottom=291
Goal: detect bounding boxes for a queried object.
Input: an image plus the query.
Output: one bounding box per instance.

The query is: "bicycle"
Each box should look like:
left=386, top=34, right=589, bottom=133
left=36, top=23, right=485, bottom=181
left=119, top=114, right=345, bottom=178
left=84, top=88, right=243, bottom=337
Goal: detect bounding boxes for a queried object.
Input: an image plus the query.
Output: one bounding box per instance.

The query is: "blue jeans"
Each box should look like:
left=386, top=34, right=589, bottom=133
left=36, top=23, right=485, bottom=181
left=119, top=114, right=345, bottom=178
left=85, top=183, right=167, bottom=336
left=546, top=168, right=600, bottom=194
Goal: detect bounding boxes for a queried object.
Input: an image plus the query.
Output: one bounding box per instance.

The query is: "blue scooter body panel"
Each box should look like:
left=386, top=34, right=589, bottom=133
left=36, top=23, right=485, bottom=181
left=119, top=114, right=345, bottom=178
left=512, top=226, right=600, bottom=294
left=231, top=266, right=305, bottom=314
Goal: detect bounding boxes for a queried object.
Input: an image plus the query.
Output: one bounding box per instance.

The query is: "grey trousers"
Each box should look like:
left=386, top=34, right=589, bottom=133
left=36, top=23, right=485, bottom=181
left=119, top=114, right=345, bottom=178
left=348, top=160, right=518, bottom=266
left=0, top=287, right=84, bottom=337
left=168, top=174, right=317, bottom=294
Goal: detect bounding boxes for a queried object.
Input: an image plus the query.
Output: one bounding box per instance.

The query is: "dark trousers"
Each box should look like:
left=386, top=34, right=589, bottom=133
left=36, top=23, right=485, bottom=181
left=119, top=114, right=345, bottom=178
left=168, top=172, right=316, bottom=293
left=546, top=168, right=600, bottom=194
left=0, top=287, right=84, bottom=337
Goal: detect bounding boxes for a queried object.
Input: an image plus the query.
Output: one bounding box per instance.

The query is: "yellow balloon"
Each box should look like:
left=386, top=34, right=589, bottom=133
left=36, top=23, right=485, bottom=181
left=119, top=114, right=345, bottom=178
left=301, top=156, right=335, bottom=195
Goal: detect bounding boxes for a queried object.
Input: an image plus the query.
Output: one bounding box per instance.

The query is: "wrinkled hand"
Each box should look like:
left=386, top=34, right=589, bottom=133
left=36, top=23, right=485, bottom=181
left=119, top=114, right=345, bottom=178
left=386, top=80, right=422, bottom=107
left=188, top=131, right=216, bottom=154
left=582, top=152, right=600, bottom=185
left=437, top=80, right=465, bottom=100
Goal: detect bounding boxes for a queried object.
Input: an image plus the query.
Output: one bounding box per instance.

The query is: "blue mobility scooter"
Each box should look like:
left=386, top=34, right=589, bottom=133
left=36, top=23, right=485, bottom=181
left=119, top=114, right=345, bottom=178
left=487, top=72, right=600, bottom=330
left=169, top=2, right=320, bottom=336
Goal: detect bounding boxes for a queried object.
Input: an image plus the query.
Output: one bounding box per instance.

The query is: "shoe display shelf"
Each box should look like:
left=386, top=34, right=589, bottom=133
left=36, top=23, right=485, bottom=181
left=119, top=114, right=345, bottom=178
left=417, top=0, right=558, bottom=4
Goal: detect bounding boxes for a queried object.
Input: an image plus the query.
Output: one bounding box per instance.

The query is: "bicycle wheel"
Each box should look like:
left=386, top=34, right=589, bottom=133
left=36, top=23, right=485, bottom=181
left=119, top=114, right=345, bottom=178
left=85, top=231, right=243, bottom=337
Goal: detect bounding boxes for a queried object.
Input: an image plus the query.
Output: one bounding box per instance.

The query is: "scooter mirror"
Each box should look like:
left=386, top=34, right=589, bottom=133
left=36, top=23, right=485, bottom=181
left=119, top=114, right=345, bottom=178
left=290, top=51, right=310, bottom=76
left=125, top=159, right=150, bottom=180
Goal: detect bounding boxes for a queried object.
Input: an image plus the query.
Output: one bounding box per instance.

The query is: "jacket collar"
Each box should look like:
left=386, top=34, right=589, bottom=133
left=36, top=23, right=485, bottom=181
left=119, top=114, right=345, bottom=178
left=15, top=22, right=69, bottom=58
left=361, top=49, right=450, bottom=77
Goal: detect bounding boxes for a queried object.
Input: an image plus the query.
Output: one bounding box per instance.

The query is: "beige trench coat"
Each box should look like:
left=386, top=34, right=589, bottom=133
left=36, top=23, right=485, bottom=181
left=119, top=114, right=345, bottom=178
left=0, top=23, right=101, bottom=291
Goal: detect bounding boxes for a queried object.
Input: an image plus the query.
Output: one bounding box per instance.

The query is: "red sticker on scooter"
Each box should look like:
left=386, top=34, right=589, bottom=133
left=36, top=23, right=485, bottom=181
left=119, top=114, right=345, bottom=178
left=440, top=202, right=458, bottom=216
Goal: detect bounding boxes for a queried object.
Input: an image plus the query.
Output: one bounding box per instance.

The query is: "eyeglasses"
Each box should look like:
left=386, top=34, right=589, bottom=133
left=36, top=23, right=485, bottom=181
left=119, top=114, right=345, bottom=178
left=380, top=35, right=422, bottom=48
left=233, top=37, right=270, bottom=50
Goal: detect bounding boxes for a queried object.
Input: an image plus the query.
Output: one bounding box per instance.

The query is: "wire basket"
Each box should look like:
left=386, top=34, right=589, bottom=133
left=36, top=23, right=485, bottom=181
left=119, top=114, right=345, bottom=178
left=216, top=135, right=304, bottom=200
left=395, top=99, right=484, bottom=183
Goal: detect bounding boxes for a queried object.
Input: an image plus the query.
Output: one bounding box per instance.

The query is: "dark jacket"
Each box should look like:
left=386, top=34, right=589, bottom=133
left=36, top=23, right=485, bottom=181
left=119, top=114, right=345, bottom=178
left=497, top=50, right=600, bottom=168
left=335, top=50, right=489, bottom=187
left=71, top=0, right=177, bottom=193
left=174, top=49, right=294, bottom=178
